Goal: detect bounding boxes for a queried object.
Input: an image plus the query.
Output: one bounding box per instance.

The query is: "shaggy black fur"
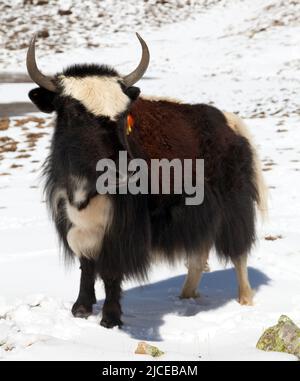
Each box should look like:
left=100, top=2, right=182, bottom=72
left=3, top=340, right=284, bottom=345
left=29, top=87, right=56, bottom=113
left=61, top=64, right=119, bottom=79
left=97, top=193, right=151, bottom=282
left=72, top=257, right=96, bottom=318
left=29, top=64, right=259, bottom=328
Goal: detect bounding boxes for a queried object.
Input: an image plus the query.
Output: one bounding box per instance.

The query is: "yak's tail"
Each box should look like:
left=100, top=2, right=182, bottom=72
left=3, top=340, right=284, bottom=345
left=224, top=112, right=268, bottom=220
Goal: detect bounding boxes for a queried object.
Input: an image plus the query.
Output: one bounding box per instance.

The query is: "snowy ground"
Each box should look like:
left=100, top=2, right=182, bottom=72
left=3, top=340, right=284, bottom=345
left=0, top=0, right=300, bottom=361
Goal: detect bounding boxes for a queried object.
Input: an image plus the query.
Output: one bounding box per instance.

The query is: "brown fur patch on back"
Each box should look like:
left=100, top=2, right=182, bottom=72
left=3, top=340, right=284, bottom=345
left=130, top=98, right=199, bottom=161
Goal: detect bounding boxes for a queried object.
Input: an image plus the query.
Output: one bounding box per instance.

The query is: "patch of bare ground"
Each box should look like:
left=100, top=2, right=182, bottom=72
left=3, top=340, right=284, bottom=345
left=0, top=118, right=9, bottom=131
left=10, top=163, right=23, bottom=169
left=0, top=117, right=51, bottom=168
left=25, top=132, right=47, bottom=149
left=15, top=116, right=46, bottom=128
left=15, top=154, right=31, bottom=159
left=0, top=136, right=18, bottom=154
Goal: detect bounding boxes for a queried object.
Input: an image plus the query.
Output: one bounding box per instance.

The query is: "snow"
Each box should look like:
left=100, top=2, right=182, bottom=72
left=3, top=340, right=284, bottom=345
left=0, top=84, right=34, bottom=103
left=0, top=0, right=300, bottom=361
left=0, top=0, right=221, bottom=70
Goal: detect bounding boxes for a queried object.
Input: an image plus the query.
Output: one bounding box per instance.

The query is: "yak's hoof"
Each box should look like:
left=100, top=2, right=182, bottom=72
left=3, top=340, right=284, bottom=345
left=72, top=302, right=94, bottom=318
left=100, top=316, right=123, bottom=329
left=238, top=289, right=254, bottom=306
left=238, top=295, right=254, bottom=306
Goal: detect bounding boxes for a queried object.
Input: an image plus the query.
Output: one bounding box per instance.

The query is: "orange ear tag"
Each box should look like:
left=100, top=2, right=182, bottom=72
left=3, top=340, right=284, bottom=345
left=126, top=114, right=134, bottom=135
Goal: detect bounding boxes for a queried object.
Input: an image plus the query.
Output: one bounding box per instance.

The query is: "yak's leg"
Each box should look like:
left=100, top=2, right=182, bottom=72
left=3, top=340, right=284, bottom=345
left=231, top=254, right=253, bottom=306
left=100, top=275, right=123, bottom=329
left=180, top=248, right=210, bottom=299
left=72, top=257, right=96, bottom=318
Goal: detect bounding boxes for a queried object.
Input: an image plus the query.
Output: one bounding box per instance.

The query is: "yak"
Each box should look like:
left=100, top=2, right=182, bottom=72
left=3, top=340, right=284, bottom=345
left=26, top=33, right=267, bottom=328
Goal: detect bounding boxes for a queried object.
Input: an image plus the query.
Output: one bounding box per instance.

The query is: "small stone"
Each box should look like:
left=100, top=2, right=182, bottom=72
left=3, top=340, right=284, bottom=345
left=37, top=29, right=49, bottom=39
left=36, top=0, right=49, bottom=5
left=257, top=315, right=300, bottom=359
left=58, top=9, right=72, bottom=16
left=135, top=341, right=164, bottom=357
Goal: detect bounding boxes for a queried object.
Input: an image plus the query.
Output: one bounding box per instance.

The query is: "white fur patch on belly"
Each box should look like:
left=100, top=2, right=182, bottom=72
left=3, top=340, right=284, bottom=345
left=66, top=195, right=112, bottom=259
left=59, top=75, right=130, bottom=120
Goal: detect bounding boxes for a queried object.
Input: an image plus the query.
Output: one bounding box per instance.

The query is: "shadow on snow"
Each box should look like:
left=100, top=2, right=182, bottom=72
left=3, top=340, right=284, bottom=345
left=94, top=266, right=270, bottom=341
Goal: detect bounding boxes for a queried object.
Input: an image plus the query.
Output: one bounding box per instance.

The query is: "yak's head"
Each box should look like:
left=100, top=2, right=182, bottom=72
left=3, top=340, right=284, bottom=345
left=26, top=33, right=149, bottom=200
left=27, top=33, right=149, bottom=119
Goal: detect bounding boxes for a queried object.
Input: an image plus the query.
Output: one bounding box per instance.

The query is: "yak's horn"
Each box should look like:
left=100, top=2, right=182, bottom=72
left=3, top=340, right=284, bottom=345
left=123, top=33, right=150, bottom=87
left=26, top=35, right=57, bottom=92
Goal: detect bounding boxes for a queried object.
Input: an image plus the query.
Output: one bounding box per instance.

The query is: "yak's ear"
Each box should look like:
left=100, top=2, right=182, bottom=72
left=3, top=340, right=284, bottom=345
left=124, top=86, right=140, bottom=101
left=28, top=87, right=56, bottom=113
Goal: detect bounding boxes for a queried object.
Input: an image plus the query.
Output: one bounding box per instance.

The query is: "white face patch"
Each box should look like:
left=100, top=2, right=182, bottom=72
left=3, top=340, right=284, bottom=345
left=59, top=75, right=130, bottom=120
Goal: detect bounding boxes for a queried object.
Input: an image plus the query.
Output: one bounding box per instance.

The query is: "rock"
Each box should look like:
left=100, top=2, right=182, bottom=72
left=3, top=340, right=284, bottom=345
left=37, top=29, right=49, bottom=39
left=135, top=341, right=164, bottom=357
left=264, top=235, right=282, bottom=241
left=257, top=315, right=300, bottom=359
left=58, top=9, right=72, bottom=16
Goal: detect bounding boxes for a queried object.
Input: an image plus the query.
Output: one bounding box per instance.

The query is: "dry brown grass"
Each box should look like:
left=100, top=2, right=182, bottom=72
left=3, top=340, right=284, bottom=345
left=0, top=136, right=18, bottom=154
left=15, top=154, right=31, bottom=159
left=0, top=118, right=9, bottom=131
left=10, top=163, right=23, bottom=169
left=25, top=131, right=47, bottom=150
left=15, top=117, right=46, bottom=129
left=265, top=235, right=283, bottom=241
